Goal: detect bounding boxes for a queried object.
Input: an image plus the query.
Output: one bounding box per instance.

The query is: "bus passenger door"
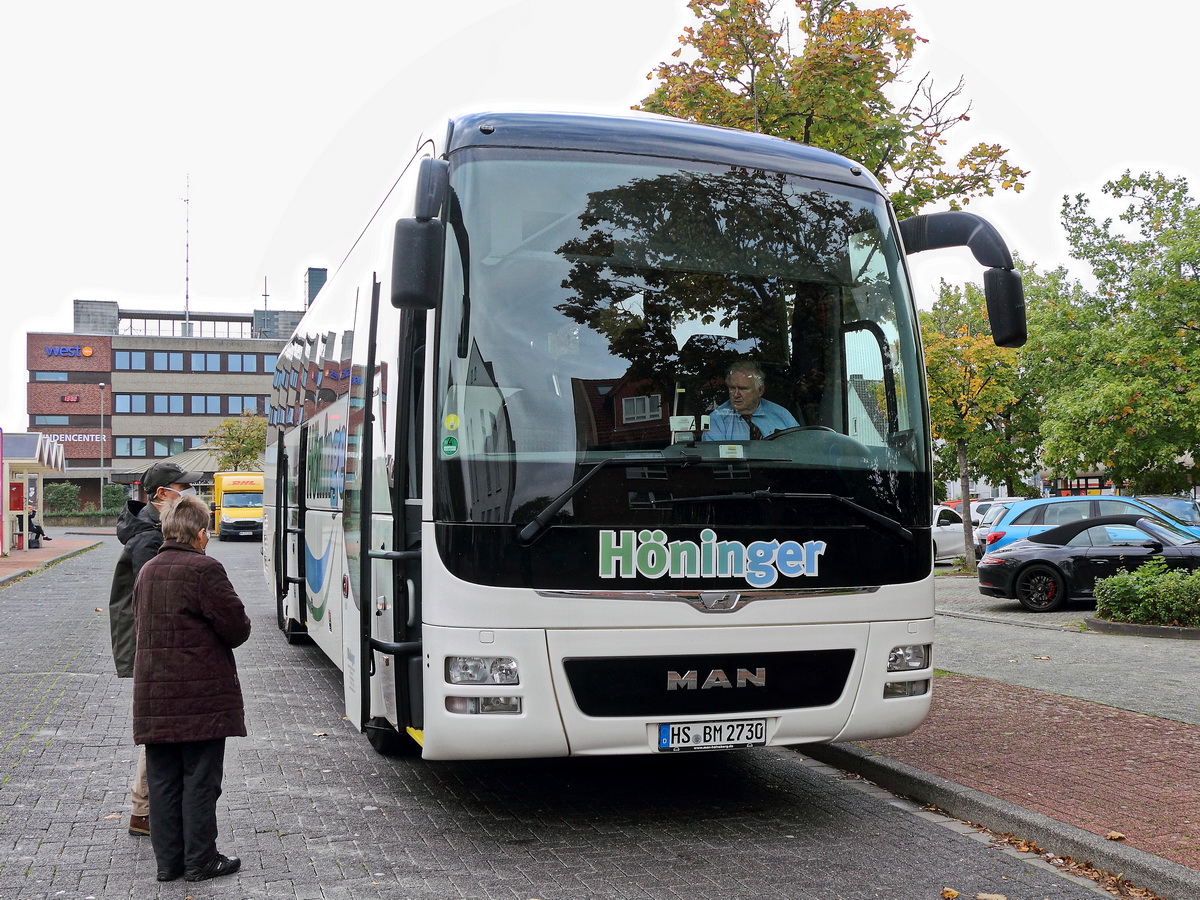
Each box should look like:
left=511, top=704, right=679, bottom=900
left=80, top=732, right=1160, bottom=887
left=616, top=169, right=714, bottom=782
left=279, top=425, right=308, bottom=643
left=357, top=274, right=425, bottom=755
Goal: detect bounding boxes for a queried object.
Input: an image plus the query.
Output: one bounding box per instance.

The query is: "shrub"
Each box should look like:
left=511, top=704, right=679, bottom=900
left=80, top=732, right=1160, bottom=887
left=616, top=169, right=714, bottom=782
left=1094, top=558, right=1200, bottom=628
left=102, top=483, right=128, bottom=514
left=43, top=482, right=81, bottom=514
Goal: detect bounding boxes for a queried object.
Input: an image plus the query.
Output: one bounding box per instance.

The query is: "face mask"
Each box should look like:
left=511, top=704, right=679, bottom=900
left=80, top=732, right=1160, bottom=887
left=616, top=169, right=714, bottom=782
left=167, top=486, right=197, bottom=498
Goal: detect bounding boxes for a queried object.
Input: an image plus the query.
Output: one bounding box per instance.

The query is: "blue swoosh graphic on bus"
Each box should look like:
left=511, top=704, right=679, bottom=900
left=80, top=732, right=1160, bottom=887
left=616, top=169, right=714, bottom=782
left=304, top=532, right=336, bottom=621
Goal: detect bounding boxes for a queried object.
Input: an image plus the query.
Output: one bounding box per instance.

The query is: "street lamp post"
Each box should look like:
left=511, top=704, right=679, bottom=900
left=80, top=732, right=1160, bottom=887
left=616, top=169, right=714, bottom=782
left=98, top=383, right=106, bottom=500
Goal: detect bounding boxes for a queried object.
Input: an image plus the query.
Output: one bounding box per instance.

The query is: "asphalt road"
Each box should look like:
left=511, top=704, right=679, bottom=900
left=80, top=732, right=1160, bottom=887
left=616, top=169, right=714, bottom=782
left=0, top=537, right=1118, bottom=899
left=933, top=573, right=1200, bottom=726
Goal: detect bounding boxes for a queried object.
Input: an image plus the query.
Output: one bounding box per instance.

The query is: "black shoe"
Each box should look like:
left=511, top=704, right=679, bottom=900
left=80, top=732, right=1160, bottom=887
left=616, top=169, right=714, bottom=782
left=156, top=867, right=184, bottom=882
left=184, top=853, right=241, bottom=882
left=43, top=537, right=52, bottom=541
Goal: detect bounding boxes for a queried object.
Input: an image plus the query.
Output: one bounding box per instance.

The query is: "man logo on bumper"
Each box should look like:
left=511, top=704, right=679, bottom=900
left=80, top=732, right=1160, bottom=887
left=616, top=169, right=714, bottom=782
left=667, top=668, right=766, bottom=690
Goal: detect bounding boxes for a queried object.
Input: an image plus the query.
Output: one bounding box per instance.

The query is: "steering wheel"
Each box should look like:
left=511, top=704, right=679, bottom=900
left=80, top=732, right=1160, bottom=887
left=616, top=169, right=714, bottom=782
left=764, top=425, right=836, bottom=440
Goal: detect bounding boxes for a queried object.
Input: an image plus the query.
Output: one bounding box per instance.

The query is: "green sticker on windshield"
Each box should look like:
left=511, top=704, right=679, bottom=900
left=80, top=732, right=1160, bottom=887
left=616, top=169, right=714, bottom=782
left=441, top=437, right=459, bottom=458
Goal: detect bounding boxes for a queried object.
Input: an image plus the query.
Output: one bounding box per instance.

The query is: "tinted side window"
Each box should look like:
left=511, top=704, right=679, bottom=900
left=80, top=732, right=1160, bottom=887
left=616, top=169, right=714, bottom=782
left=981, top=504, right=1009, bottom=525
left=1043, top=501, right=1092, bottom=526
left=938, top=509, right=962, bottom=526
left=1097, top=498, right=1137, bottom=516
left=1012, top=505, right=1042, bottom=525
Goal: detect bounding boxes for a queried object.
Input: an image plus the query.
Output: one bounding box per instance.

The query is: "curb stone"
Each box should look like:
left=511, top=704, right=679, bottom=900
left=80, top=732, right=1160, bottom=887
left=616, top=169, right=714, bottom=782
left=801, top=741, right=1200, bottom=900
left=1084, top=616, right=1200, bottom=640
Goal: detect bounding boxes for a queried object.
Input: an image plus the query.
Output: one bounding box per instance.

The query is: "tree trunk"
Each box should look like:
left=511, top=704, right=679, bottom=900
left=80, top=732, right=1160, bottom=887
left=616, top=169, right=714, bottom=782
left=957, top=439, right=976, bottom=573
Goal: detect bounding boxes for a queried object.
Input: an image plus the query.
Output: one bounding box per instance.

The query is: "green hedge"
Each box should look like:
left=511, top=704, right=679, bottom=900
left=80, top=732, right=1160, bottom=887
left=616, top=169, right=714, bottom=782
left=1094, top=558, right=1200, bottom=628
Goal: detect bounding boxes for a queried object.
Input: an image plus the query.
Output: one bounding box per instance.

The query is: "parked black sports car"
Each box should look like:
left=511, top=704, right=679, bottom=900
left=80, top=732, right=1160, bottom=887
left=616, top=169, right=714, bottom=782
left=977, top=514, right=1200, bottom=612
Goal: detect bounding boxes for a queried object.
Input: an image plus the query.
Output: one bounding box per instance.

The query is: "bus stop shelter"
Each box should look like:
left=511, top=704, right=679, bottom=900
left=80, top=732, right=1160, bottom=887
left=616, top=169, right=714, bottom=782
left=3, top=431, right=66, bottom=554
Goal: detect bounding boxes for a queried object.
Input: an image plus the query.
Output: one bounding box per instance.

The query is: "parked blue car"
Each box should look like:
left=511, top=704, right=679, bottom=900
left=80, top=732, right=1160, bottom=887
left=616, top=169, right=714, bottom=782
left=981, top=495, right=1200, bottom=552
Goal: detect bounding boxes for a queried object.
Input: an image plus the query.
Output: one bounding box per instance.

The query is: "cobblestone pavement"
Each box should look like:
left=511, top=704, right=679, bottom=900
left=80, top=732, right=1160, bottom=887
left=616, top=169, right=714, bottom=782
left=0, top=537, right=1128, bottom=899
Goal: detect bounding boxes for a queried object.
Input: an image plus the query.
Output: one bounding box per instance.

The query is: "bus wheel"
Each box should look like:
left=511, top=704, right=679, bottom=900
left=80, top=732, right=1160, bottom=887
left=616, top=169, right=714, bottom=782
left=366, top=717, right=420, bottom=757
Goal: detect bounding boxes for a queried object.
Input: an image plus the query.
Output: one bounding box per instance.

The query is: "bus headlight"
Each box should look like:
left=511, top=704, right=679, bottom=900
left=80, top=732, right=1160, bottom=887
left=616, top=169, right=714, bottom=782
left=445, top=656, right=520, bottom=685
left=887, top=644, right=931, bottom=672
left=883, top=680, right=930, bottom=699
left=445, top=696, right=522, bottom=715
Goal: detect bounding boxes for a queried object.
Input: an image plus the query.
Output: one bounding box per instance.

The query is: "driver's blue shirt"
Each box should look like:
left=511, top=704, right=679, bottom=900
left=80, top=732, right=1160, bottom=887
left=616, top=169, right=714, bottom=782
left=703, top=399, right=799, bottom=441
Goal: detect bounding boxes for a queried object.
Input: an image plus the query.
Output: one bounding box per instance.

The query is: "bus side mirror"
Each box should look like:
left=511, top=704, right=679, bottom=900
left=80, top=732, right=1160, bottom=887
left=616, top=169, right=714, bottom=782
left=391, top=218, right=445, bottom=309
left=899, top=211, right=1027, bottom=348
left=983, top=267, right=1026, bottom=348
left=391, top=156, right=449, bottom=310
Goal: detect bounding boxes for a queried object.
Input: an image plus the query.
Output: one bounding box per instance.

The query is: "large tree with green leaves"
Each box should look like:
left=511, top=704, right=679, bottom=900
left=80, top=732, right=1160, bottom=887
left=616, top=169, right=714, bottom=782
left=921, top=281, right=1032, bottom=568
left=206, top=414, right=267, bottom=473
left=639, top=0, right=1027, bottom=218
left=1039, top=172, right=1200, bottom=493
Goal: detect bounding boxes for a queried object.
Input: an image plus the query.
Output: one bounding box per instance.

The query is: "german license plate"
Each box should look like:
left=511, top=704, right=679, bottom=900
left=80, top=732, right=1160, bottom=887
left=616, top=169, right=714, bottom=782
left=657, top=719, right=766, bottom=752
left=238, top=531, right=252, bottom=536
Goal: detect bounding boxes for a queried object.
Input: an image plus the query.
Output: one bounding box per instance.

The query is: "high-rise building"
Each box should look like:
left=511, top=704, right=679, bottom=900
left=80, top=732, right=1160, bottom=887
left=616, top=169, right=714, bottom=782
left=27, top=296, right=307, bottom=505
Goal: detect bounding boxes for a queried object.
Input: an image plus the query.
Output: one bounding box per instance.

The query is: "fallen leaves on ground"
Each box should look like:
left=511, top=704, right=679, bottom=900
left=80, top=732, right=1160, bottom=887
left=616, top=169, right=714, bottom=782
left=1106, top=830, right=1127, bottom=841
left=989, top=834, right=1161, bottom=897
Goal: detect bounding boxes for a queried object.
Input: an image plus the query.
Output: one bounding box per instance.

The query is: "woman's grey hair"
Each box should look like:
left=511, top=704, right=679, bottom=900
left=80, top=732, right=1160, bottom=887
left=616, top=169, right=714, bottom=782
left=162, top=494, right=210, bottom=542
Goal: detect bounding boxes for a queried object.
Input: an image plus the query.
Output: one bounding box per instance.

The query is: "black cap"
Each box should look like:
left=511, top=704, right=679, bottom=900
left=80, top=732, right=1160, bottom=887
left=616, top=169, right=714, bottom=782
left=142, top=462, right=204, bottom=494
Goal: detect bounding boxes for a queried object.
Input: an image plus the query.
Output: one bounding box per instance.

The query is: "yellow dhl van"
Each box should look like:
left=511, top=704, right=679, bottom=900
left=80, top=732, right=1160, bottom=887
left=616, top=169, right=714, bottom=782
left=211, top=472, right=264, bottom=540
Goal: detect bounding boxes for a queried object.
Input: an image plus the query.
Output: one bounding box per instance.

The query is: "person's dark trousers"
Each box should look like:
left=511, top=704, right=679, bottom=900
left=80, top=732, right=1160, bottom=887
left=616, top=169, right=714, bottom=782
left=145, top=738, right=226, bottom=873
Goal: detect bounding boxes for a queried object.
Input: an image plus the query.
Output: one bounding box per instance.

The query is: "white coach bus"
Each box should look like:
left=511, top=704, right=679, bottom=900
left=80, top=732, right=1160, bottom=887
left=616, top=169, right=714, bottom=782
left=264, top=109, right=1025, bottom=760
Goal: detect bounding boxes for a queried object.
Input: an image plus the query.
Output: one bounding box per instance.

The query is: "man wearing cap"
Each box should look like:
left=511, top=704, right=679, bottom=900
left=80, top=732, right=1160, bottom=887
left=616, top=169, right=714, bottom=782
left=108, top=462, right=204, bottom=838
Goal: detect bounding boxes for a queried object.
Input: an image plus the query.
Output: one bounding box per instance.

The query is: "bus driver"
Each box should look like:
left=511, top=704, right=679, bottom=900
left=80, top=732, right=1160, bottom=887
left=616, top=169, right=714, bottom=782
left=703, top=359, right=799, bottom=441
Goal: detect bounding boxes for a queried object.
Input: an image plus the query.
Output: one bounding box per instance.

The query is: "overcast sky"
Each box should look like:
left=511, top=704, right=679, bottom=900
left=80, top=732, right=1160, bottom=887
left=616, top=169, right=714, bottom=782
left=3, top=0, right=1196, bottom=435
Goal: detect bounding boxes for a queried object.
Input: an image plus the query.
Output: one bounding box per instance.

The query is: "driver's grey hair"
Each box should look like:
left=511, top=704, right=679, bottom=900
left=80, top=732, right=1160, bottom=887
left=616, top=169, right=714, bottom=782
left=726, top=358, right=765, bottom=387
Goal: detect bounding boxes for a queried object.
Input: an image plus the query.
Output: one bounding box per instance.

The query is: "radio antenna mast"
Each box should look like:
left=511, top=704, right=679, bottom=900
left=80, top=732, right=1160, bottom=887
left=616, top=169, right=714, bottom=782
left=183, top=175, right=191, bottom=325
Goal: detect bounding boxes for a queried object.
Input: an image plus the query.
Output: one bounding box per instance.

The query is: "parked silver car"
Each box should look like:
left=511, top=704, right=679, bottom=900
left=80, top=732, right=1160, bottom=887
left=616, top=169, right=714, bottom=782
left=974, top=500, right=1016, bottom=557
left=933, top=505, right=966, bottom=564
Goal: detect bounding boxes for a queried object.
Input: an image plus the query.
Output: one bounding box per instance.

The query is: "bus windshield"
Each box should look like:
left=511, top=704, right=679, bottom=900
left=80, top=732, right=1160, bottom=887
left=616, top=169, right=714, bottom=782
left=435, top=148, right=928, bottom=537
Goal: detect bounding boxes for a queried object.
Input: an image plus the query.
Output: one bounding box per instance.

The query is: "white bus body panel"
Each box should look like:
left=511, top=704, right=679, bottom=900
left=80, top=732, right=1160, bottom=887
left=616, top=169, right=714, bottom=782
left=414, top=619, right=931, bottom=760
left=302, top=508, right=347, bottom=671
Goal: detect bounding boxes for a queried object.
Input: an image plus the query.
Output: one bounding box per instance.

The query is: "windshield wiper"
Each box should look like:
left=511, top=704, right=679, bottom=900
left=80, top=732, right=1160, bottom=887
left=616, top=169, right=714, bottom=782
left=517, top=454, right=791, bottom=544
left=649, top=489, right=913, bottom=543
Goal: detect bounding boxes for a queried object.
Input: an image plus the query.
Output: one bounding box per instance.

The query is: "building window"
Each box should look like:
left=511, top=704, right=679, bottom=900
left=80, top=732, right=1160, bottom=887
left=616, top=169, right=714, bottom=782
left=34, top=415, right=69, bottom=425
left=32, top=371, right=69, bottom=382
left=228, top=395, right=259, bottom=415
left=153, top=394, right=184, bottom=414
left=228, top=353, right=258, bottom=373
left=115, top=437, right=148, bottom=457
left=152, top=351, right=184, bottom=371
left=191, top=352, right=222, bottom=372
left=622, top=394, right=662, bottom=424
left=189, top=437, right=206, bottom=448
left=153, top=438, right=185, bottom=456
left=115, top=350, right=147, bottom=371
left=190, top=395, right=221, bottom=414
left=114, top=394, right=148, bottom=414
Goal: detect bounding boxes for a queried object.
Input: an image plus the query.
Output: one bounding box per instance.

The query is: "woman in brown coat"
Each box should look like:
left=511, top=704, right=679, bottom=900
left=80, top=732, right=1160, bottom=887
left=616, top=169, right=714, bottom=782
left=132, top=494, right=251, bottom=883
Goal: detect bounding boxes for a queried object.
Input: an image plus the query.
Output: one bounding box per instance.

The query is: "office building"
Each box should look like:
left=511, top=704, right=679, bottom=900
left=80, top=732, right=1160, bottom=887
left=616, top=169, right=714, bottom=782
left=27, top=291, right=313, bottom=505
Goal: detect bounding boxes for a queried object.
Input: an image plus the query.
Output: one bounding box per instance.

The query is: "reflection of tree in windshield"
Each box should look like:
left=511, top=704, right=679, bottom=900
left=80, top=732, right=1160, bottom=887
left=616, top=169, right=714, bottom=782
left=554, top=167, right=872, bottom=417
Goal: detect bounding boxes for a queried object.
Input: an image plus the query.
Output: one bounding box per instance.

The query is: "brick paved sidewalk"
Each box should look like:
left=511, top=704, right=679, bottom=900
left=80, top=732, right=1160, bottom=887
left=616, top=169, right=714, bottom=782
left=0, top=538, right=101, bottom=584
left=854, top=672, right=1200, bottom=870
